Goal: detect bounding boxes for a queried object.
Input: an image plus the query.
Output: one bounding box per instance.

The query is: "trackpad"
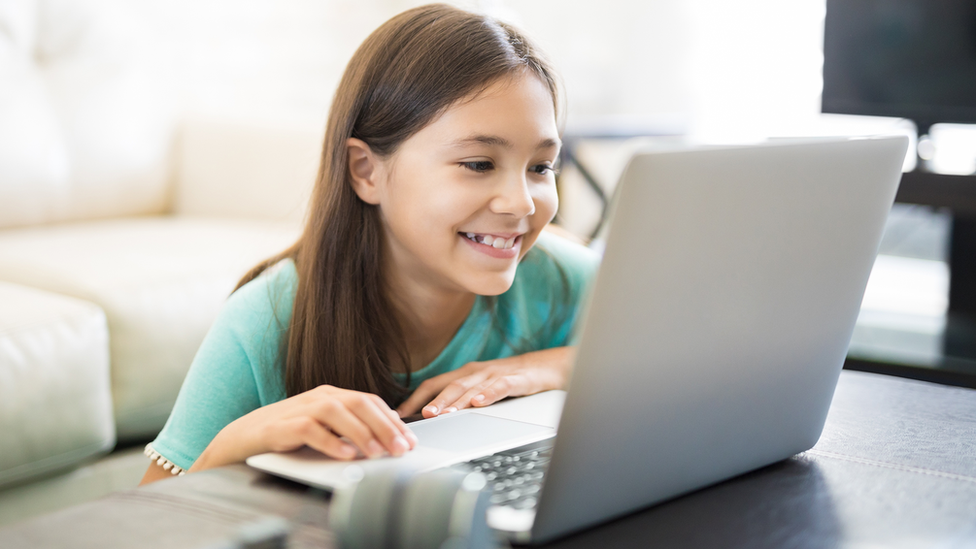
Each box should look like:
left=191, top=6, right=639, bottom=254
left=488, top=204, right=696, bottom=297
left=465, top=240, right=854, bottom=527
left=410, top=413, right=552, bottom=453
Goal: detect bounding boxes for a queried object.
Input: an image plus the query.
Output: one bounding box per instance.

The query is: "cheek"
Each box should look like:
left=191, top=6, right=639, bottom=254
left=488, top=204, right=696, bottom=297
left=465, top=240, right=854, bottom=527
left=384, top=170, right=452, bottom=231
left=389, top=184, right=470, bottom=244
left=533, top=183, right=559, bottom=224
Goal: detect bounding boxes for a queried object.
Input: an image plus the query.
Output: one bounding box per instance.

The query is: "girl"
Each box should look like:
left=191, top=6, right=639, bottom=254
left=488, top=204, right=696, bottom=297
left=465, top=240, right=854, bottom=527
left=141, top=3, right=599, bottom=484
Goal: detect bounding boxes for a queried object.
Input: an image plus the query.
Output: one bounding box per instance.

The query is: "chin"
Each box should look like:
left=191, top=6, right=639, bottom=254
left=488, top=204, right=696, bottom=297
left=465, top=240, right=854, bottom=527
left=465, top=271, right=517, bottom=297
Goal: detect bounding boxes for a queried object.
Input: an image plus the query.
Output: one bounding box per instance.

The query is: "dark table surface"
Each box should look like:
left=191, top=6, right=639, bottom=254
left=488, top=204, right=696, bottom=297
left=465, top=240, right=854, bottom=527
left=2, top=370, right=975, bottom=548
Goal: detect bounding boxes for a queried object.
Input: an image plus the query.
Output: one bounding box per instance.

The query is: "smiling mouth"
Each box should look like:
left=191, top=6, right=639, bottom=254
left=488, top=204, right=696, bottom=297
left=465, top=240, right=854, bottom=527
left=461, top=232, right=519, bottom=250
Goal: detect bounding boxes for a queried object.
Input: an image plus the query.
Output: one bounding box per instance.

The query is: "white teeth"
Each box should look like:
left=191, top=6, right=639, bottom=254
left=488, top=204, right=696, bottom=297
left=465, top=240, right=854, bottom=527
left=462, top=232, right=518, bottom=249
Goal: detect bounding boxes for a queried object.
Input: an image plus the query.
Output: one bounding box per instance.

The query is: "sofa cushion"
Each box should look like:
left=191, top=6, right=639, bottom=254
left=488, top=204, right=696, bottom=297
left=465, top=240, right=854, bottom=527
left=0, top=0, right=175, bottom=230
left=0, top=281, right=114, bottom=489
left=0, top=38, right=72, bottom=227
left=174, top=116, right=320, bottom=224
left=0, top=217, right=300, bottom=439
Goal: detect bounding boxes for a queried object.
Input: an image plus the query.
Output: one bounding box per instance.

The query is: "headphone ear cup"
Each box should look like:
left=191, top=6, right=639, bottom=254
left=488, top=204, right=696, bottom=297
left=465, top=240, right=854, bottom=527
left=397, top=469, right=495, bottom=549
left=445, top=474, right=494, bottom=549
left=397, top=469, right=464, bottom=549
left=331, top=466, right=494, bottom=549
left=330, top=466, right=413, bottom=549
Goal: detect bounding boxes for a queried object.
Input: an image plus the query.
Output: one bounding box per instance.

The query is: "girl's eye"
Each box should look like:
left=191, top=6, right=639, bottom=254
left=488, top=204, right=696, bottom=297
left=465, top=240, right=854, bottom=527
left=531, top=164, right=556, bottom=176
left=461, top=160, right=494, bottom=173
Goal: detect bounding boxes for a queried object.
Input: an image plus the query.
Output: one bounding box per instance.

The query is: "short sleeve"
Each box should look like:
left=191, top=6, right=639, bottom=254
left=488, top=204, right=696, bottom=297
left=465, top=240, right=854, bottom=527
left=149, top=261, right=296, bottom=471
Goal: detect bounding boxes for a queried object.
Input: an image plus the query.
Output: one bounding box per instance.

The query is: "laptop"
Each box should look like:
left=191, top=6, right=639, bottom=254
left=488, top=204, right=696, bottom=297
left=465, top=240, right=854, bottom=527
left=247, top=135, right=909, bottom=543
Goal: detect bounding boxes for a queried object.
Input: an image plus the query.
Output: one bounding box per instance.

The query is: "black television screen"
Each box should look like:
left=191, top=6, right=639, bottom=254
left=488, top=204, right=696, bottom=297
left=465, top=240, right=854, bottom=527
left=822, top=0, right=976, bottom=129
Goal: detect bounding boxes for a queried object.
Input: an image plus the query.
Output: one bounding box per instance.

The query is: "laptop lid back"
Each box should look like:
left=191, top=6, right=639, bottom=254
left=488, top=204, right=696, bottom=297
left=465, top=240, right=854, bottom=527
left=531, top=136, right=908, bottom=542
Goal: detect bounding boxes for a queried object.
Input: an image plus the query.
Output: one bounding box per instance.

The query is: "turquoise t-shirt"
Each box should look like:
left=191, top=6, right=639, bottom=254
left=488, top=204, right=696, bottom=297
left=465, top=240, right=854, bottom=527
left=150, top=231, right=600, bottom=471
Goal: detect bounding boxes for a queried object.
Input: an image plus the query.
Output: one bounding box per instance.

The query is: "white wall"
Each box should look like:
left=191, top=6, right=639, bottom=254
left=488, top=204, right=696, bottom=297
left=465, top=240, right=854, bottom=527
left=686, top=0, right=826, bottom=142
left=89, top=0, right=826, bottom=139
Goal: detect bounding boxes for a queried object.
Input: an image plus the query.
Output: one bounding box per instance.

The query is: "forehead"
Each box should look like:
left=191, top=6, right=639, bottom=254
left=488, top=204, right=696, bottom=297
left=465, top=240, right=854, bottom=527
left=414, top=73, right=560, bottom=149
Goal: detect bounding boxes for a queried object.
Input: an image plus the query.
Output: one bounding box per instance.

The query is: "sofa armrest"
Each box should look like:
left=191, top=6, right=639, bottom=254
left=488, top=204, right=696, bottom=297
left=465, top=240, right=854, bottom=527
left=172, top=115, right=322, bottom=226
left=0, top=282, right=115, bottom=489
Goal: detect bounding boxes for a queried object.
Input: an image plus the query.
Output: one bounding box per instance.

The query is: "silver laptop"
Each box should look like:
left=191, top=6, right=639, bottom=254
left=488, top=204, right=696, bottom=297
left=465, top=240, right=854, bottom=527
left=247, top=135, right=908, bottom=543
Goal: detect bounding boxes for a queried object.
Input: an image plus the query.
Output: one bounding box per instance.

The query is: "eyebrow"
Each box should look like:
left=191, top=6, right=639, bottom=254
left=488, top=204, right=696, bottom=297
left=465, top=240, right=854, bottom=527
left=449, top=134, right=561, bottom=150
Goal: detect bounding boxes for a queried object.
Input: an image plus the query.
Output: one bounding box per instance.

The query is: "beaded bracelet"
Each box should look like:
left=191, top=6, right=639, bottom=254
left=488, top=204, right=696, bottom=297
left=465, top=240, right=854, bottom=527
left=143, top=443, right=186, bottom=476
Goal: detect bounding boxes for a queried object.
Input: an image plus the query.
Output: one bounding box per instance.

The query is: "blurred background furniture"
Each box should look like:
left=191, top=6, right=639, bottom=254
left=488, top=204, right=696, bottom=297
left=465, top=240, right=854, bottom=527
left=0, top=0, right=321, bottom=511
left=819, top=0, right=976, bottom=388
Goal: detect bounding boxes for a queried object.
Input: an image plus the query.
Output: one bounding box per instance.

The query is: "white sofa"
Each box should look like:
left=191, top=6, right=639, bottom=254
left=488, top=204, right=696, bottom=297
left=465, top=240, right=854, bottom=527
left=0, top=0, right=322, bottom=489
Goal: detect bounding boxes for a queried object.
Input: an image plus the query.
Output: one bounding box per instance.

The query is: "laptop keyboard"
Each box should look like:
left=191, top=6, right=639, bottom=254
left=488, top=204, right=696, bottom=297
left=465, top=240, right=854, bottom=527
left=455, top=438, right=554, bottom=509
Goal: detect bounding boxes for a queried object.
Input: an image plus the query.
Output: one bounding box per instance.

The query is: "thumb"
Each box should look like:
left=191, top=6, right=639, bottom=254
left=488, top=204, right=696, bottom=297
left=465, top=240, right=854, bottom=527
left=396, top=380, right=444, bottom=417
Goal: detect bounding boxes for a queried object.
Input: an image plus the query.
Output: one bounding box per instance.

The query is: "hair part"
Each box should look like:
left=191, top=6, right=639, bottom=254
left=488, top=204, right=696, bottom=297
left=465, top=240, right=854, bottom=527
left=236, top=3, right=562, bottom=406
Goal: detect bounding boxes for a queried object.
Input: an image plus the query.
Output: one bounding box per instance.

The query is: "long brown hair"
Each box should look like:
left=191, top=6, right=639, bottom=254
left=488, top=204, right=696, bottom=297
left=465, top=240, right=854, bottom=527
left=236, top=4, right=561, bottom=406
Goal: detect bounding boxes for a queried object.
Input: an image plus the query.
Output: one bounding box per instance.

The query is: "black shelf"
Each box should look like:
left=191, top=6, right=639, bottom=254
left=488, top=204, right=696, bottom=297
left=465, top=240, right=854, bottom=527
left=844, top=356, right=976, bottom=390
left=895, top=171, right=976, bottom=217
left=845, top=312, right=976, bottom=390
left=842, top=170, right=976, bottom=387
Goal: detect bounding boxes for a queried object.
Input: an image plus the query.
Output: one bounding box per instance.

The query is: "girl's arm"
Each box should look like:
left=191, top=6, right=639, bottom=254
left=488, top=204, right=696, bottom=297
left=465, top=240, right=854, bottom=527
left=396, top=346, right=575, bottom=418
left=139, top=385, right=419, bottom=485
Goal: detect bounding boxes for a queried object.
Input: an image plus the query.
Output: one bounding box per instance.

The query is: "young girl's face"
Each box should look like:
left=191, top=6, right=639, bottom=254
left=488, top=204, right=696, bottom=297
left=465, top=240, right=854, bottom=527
left=362, top=72, right=560, bottom=297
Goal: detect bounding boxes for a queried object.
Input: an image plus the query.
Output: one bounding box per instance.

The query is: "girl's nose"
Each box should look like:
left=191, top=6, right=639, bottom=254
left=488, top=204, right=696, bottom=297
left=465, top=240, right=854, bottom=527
left=491, top=172, right=536, bottom=218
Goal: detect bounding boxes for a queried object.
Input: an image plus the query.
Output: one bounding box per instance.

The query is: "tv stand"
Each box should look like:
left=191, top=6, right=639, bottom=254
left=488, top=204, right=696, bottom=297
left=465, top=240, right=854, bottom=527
left=845, top=169, right=976, bottom=388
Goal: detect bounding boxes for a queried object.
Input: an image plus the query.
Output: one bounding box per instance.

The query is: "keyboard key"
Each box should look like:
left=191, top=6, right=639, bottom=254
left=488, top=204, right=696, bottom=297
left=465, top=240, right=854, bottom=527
left=457, top=440, right=553, bottom=509
left=513, top=498, right=537, bottom=510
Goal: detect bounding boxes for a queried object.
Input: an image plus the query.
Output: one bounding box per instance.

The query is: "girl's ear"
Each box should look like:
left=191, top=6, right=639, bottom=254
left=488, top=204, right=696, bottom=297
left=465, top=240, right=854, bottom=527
left=347, top=138, right=383, bottom=205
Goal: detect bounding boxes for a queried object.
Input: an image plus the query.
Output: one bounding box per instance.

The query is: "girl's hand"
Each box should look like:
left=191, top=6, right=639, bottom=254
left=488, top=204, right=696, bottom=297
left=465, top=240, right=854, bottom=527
left=396, top=347, right=575, bottom=419
left=189, top=385, right=419, bottom=473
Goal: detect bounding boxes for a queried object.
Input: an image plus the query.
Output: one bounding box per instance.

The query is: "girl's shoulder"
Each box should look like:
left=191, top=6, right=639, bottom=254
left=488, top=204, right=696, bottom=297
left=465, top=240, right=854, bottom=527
left=232, top=258, right=298, bottom=297
left=222, top=258, right=299, bottom=334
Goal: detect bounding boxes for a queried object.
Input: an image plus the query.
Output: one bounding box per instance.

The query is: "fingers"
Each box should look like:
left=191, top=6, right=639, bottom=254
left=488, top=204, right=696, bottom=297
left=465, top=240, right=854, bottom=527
left=324, top=400, right=392, bottom=458
left=395, top=389, right=430, bottom=419
left=450, top=373, right=527, bottom=411
left=421, top=372, right=491, bottom=417
left=360, top=394, right=419, bottom=451
left=320, top=394, right=415, bottom=458
left=396, top=374, right=455, bottom=418
left=275, top=416, right=358, bottom=460
left=384, top=406, right=420, bottom=447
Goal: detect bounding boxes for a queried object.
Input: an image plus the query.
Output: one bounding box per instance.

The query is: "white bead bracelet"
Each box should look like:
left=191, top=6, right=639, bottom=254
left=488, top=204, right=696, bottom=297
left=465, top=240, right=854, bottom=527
left=144, top=443, right=186, bottom=476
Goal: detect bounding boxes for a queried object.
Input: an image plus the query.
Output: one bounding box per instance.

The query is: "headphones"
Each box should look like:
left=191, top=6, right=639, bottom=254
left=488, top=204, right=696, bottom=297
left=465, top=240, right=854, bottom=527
left=329, top=465, right=496, bottom=549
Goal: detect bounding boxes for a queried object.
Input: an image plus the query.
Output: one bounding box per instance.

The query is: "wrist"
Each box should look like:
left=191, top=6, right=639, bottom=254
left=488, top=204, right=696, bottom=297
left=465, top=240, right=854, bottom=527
left=188, top=420, right=252, bottom=472
left=537, top=346, right=572, bottom=390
